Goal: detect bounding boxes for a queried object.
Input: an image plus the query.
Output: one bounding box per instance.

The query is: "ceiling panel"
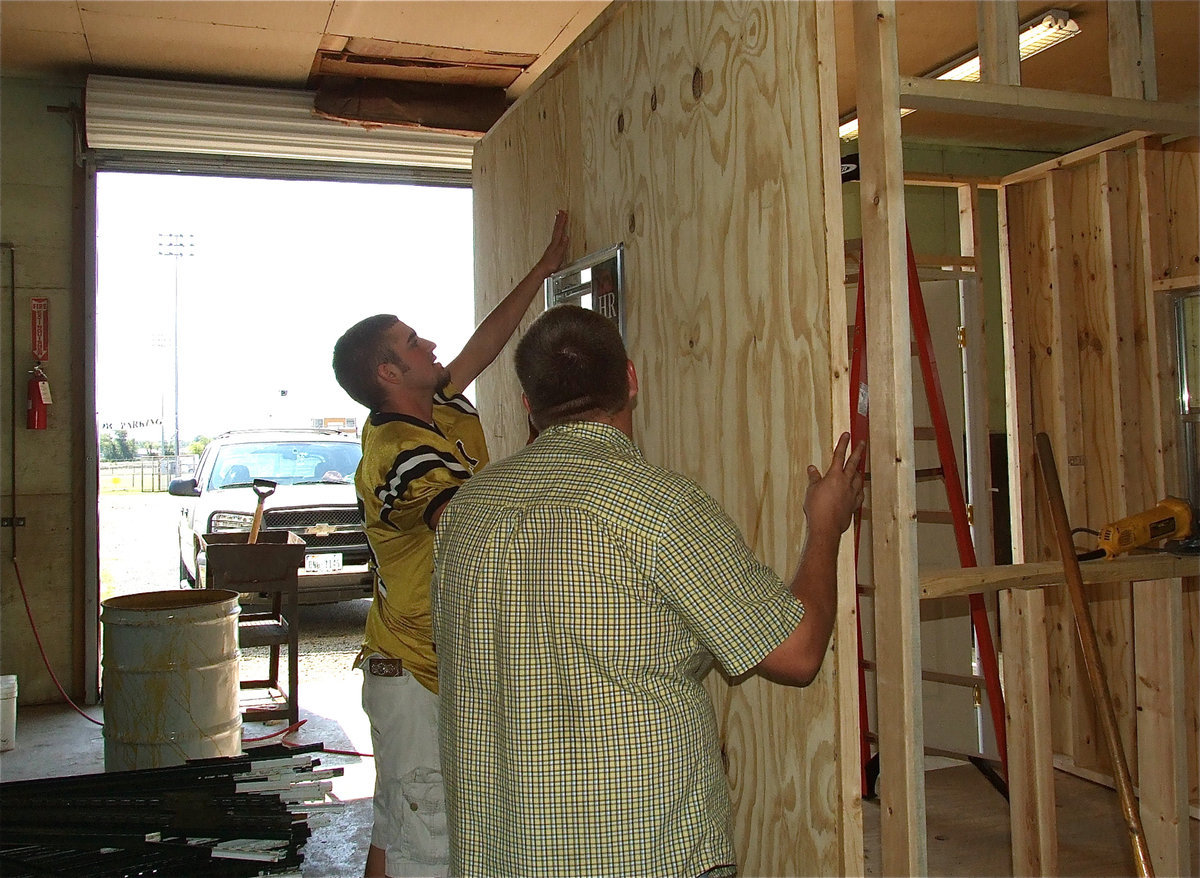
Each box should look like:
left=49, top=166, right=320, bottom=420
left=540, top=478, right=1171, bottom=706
left=0, top=0, right=82, bottom=32
left=325, top=0, right=588, bottom=54
left=77, top=0, right=334, bottom=32
left=0, top=28, right=91, bottom=79
left=82, top=15, right=325, bottom=84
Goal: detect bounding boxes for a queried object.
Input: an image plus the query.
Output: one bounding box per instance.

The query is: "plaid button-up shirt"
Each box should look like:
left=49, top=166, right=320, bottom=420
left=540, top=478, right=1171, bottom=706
left=433, top=421, right=807, bottom=877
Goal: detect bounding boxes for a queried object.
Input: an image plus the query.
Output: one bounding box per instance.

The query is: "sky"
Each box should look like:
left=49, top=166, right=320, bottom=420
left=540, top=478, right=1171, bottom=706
left=95, top=172, right=474, bottom=446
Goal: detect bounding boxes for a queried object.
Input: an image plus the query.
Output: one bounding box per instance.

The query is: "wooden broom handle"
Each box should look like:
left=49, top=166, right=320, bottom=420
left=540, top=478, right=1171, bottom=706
left=1034, top=432, right=1154, bottom=878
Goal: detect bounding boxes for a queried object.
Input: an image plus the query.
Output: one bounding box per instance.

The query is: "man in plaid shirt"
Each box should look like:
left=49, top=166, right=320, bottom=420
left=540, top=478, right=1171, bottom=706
left=432, top=305, right=865, bottom=877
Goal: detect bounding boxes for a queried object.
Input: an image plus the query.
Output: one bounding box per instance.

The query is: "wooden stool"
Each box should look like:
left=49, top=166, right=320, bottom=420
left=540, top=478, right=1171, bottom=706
left=199, top=531, right=305, bottom=727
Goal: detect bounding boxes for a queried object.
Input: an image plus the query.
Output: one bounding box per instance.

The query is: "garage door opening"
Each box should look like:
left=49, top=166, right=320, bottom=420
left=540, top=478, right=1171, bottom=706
left=95, top=172, right=474, bottom=604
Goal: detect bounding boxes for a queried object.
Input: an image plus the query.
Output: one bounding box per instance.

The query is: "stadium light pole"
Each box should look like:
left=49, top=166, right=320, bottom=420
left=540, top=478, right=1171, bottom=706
left=156, top=232, right=194, bottom=477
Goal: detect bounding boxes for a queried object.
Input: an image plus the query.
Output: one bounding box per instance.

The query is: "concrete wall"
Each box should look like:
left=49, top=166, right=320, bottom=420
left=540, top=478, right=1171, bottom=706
left=0, top=76, right=91, bottom=704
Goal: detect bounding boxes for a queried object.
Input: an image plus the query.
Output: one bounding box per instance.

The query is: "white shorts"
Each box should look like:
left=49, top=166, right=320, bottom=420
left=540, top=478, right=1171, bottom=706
left=361, top=657, right=448, bottom=877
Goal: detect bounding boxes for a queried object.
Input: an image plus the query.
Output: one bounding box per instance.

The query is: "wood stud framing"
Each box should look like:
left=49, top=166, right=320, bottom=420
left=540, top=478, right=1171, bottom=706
left=857, top=0, right=1196, bottom=875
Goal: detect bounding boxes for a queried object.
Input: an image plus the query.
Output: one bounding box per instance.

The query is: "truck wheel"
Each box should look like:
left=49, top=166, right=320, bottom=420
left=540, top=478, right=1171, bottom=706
left=180, top=554, right=196, bottom=588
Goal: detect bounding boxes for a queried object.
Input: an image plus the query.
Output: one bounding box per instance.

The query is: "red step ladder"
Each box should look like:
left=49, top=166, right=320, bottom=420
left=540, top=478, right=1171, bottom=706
left=849, top=229, right=1008, bottom=798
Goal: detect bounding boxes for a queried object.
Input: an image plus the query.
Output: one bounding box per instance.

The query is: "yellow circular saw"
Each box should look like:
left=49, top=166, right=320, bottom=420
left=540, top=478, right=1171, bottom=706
left=1095, top=496, right=1194, bottom=558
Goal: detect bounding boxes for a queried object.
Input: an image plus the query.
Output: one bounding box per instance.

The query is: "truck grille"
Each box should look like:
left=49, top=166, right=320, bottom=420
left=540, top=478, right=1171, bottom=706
left=263, top=507, right=366, bottom=555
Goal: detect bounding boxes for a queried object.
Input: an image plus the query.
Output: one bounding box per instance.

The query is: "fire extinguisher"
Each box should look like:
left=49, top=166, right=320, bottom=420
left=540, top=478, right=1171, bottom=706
left=27, top=364, right=51, bottom=430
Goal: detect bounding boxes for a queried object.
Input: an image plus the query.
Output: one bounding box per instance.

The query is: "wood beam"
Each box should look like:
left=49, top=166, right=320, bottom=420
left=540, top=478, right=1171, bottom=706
left=977, top=0, right=1020, bottom=86
left=957, top=184, right=993, bottom=567
left=921, top=554, right=1200, bottom=599
left=816, top=1, right=865, bottom=872
left=1001, top=587, right=1058, bottom=875
left=998, top=159, right=1060, bottom=876
left=898, top=78, right=1197, bottom=136
left=852, top=2, right=926, bottom=874
left=1131, top=135, right=1190, bottom=877
left=1000, top=131, right=1154, bottom=187
left=1133, top=577, right=1190, bottom=873
left=1108, top=0, right=1157, bottom=101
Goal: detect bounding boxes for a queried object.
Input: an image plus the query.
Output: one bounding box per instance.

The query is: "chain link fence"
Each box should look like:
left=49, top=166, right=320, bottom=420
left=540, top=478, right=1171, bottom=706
left=99, top=457, right=199, bottom=493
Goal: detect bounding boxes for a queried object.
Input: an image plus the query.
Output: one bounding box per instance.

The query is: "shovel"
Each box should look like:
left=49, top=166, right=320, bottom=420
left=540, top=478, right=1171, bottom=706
left=247, top=479, right=277, bottom=543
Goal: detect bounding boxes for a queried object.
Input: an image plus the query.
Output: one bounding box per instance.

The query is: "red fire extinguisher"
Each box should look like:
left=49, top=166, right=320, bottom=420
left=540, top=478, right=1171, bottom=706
left=27, top=364, right=51, bottom=430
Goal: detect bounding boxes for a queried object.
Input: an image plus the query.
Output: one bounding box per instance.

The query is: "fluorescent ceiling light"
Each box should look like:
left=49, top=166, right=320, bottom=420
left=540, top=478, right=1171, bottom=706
left=839, top=9, right=1081, bottom=141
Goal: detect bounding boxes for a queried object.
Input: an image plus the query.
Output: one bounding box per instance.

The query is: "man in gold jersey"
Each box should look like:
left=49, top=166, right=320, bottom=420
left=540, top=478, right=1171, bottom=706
left=332, top=211, right=568, bottom=878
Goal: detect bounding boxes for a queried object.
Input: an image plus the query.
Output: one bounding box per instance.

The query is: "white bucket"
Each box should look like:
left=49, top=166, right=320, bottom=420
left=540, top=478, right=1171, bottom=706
left=101, top=589, right=242, bottom=771
left=0, top=674, right=16, bottom=751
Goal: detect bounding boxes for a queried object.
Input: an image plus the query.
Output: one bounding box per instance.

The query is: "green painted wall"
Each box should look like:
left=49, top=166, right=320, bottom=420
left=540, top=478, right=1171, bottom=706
left=1, top=76, right=90, bottom=703
left=842, top=143, right=1057, bottom=429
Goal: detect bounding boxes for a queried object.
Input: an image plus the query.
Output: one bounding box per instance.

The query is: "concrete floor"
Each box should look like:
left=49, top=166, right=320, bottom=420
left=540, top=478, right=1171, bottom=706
left=863, top=759, right=1199, bottom=877
left=0, top=673, right=374, bottom=877
left=5, top=687, right=1199, bottom=876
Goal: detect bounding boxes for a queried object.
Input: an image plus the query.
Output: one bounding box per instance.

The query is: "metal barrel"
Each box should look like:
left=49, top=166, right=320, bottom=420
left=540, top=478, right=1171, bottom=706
left=101, top=589, right=242, bottom=771
left=0, top=674, right=16, bottom=751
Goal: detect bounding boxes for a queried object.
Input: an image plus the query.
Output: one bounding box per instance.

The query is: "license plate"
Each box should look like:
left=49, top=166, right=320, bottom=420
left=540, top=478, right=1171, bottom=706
left=305, top=553, right=343, bottom=574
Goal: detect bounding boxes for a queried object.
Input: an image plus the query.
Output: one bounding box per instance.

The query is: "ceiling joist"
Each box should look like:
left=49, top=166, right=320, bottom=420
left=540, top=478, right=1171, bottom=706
left=899, top=77, right=1199, bottom=136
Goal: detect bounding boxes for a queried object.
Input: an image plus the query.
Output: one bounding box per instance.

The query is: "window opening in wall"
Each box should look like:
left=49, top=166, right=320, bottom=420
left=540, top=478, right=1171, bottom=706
left=95, top=172, right=473, bottom=604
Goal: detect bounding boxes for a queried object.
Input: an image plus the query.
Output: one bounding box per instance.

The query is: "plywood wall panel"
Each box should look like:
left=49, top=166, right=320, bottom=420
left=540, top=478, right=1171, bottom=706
left=473, top=65, right=583, bottom=448
left=473, top=2, right=846, bottom=872
left=1163, top=140, right=1199, bottom=279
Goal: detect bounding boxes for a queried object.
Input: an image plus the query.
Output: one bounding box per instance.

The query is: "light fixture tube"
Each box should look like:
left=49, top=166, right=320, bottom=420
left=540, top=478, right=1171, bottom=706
left=839, top=8, right=1081, bottom=141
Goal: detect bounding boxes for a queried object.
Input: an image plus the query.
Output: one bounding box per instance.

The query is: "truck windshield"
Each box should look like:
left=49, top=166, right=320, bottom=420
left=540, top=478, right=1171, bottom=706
left=207, top=441, right=361, bottom=489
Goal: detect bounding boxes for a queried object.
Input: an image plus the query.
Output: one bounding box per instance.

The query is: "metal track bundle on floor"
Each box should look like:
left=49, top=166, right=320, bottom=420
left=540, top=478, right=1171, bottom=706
left=0, top=742, right=338, bottom=877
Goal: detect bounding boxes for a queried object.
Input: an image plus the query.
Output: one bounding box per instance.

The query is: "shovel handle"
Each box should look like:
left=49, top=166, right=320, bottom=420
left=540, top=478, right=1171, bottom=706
left=248, top=479, right=277, bottom=543
left=1034, top=433, right=1154, bottom=877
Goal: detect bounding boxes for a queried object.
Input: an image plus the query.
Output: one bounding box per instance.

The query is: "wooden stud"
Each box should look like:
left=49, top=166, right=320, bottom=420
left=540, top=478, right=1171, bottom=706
left=1072, top=153, right=1135, bottom=779
left=998, top=177, right=1060, bottom=878
left=957, top=184, right=994, bottom=566
left=1001, top=587, right=1058, bottom=876
left=1133, top=577, right=1190, bottom=875
left=1042, top=170, right=1090, bottom=763
left=1108, top=0, right=1157, bottom=101
left=815, top=1, right=865, bottom=872
left=852, top=2, right=926, bottom=874
left=1162, top=141, right=1200, bottom=278
left=1136, top=139, right=1184, bottom=496
left=1131, top=135, right=1191, bottom=876
left=977, top=0, right=1020, bottom=87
